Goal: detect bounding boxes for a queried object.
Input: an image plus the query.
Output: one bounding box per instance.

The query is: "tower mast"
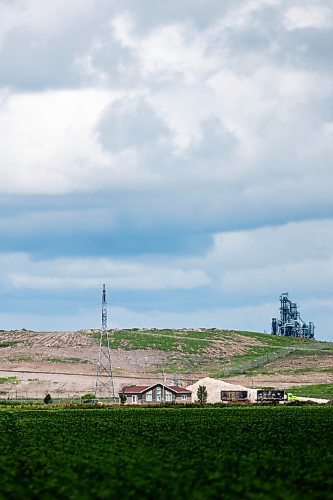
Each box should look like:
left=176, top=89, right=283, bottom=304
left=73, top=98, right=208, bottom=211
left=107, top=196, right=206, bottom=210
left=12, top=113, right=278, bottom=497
left=95, top=284, right=115, bottom=400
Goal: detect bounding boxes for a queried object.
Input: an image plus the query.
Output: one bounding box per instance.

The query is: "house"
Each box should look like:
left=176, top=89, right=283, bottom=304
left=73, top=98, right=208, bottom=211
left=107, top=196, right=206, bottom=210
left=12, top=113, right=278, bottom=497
left=120, top=383, right=192, bottom=404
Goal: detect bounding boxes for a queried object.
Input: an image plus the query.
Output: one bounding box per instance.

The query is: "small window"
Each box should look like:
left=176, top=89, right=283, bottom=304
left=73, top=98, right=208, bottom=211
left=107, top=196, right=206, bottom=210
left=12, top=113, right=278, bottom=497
left=165, top=391, right=172, bottom=401
left=132, top=395, right=138, bottom=403
left=181, top=395, right=187, bottom=400
left=146, top=391, right=152, bottom=402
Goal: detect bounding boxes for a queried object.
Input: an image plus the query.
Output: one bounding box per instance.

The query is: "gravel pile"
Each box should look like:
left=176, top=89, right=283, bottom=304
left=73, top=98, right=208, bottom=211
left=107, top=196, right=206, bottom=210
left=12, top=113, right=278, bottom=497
left=187, top=376, right=257, bottom=403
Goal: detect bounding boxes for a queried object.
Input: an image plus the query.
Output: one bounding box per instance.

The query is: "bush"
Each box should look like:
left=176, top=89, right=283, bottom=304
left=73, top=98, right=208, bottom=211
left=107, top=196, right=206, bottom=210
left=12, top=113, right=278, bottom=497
left=44, top=394, right=52, bottom=404
left=81, top=393, right=96, bottom=400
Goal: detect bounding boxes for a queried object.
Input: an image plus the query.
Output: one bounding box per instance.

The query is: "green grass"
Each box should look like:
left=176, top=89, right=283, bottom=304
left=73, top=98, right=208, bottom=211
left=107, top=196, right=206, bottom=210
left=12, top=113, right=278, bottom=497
left=280, top=367, right=333, bottom=375
left=45, top=357, right=89, bottom=364
left=94, top=330, right=209, bottom=353
left=7, top=356, right=90, bottom=365
left=104, top=328, right=331, bottom=345
left=95, top=329, right=332, bottom=354
left=8, top=355, right=33, bottom=362
left=240, top=348, right=333, bottom=376
left=279, top=348, right=333, bottom=359
left=0, top=341, right=17, bottom=348
left=229, top=345, right=283, bottom=363
left=236, top=330, right=317, bottom=345
left=90, top=329, right=333, bottom=376
left=287, top=383, right=333, bottom=400
left=0, top=406, right=332, bottom=499
left=0, top=377, right=18, bottom=385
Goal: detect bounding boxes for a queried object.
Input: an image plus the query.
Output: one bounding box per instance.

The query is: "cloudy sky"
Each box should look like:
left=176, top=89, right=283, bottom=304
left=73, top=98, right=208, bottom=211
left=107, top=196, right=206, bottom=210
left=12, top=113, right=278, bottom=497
left=0, top=0, right=333, bottom=340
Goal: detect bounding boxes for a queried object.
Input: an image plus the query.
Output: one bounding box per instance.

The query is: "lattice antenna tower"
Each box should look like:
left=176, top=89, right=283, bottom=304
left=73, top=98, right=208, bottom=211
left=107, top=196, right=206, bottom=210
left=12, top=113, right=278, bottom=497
left=95, top=284, right=115, bottom=400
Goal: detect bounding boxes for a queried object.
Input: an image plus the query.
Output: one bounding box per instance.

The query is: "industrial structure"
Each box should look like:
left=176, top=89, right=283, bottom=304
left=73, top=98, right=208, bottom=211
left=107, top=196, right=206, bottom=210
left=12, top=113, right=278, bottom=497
left=95, top=284, right=116, bottom=400
left=271, top=292, right=315, bottom=339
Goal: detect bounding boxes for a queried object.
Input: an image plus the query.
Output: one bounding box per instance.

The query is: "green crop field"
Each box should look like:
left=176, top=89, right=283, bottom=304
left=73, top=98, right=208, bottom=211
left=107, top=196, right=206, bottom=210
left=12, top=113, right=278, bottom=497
left=0, top=406, right=332, bottom=499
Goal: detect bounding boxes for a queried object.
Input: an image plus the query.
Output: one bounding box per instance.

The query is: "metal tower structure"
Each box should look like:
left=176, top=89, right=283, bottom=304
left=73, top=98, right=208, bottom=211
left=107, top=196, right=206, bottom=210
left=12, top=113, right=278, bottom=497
left=95, top=284, right=116, bottom=400
left=271, top=292, right=315, bottom=339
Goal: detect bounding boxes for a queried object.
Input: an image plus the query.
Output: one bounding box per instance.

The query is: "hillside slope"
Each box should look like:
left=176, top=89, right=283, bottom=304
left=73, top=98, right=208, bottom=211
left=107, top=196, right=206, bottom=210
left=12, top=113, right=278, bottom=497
left=0, top=328, right=332, bottom=398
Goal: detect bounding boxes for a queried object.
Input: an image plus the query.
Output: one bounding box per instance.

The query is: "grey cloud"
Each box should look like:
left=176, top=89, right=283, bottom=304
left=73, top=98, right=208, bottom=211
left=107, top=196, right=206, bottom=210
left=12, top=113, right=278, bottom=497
left=0, top=26, right=79, bottom=89
left=2, top=0, right=331, bottom=92
left=96, top=97, right=241, bottom=209
left=94, top=84, right=333, bottom=231
left=1, top=0, right=332, bottom=92
left=188, top=116, right=238, bottom=163
left=280, top=28, right=333, bottom=71
left=87, top=39, right=139, bottom=88
left=0, top=0, right=21, bottom=4
left=0, top=2, right=111, bottom=90
left=209, top=5, right=333, bottom=77
left=97, top=97, right=172, bottom=152
left=0, top=0, right=238, bottom=90
left=112, top=0, right=238, bottom=31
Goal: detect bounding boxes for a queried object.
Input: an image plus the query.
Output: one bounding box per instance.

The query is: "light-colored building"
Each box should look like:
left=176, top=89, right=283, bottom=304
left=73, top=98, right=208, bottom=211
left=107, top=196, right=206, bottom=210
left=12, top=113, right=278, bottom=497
left=120, top=383, right=192, bottom=404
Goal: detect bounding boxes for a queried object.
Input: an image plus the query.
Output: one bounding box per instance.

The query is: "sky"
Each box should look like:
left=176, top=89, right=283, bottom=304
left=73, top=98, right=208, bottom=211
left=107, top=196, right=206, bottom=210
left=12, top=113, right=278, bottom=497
left=0, top=0, right=333, bottom=341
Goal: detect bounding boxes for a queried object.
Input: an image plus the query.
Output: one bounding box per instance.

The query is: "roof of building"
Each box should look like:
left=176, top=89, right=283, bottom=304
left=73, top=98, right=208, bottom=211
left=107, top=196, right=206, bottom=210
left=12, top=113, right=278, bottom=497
left=120, top=383, right=192, bottom=395
left=121, top=385, right=149, bottom=394
left=167, top=385, right=192, bottom=394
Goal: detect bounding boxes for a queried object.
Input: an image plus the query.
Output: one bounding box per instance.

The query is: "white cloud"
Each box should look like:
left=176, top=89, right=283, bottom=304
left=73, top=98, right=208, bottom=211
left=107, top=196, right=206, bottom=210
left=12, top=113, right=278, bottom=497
left=0, top=309, right=97, bottom=332
left=206, top=219, right=333, bottom=271
left=110, top=301, right=277, bottom=332
left=220, top=258, right=333, bottom=298
left=0, top=0, right=102, bottom=44
left=284, top=6, right=333, bottom=31
left=208, top=66, right=332, bottom=141
left=112, top=13, right=219, bottom=84
left=0, top=89, right=116, bottom=194
left=4, top=254, right=210, bottom=291
left=1, top=2, right=332, bottom=207
left=197, top=219, right=333, bottom=310
left=140, top=24, right=218, bottom=84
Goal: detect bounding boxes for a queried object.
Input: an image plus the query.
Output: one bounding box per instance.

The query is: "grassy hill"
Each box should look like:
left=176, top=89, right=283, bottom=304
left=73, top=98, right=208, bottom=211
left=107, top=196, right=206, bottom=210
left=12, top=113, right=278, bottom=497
left=95, top=328, right=333, bottom=377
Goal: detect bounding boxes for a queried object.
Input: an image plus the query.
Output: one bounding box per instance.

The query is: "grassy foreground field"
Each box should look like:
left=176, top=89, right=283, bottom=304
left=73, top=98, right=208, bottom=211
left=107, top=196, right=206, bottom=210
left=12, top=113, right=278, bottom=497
left=287, top=383, right=333, bottom=400
left=0, top=406, right=332, bottom=499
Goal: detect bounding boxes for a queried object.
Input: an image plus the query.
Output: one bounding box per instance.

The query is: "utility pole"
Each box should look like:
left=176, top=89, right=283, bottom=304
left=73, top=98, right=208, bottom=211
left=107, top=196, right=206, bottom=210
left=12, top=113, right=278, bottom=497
left=162, top=368, right=166, bottom=403
left=95, top=284, right=116, bottom=401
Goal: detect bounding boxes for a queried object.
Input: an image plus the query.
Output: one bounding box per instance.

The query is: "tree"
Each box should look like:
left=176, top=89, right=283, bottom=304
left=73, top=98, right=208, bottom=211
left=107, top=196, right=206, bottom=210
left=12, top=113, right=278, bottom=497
left=44, top=393, right=52, bottom=404
left=197, top=385, right=207, bottom=404
left=81, top=393, right=96, bottom=401
left=119, top=393, right=127, bottom=404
